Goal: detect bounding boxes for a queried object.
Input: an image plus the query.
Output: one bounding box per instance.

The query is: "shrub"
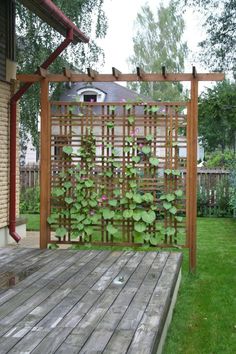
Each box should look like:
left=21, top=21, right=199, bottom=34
left=20, top=187, right=40, bottom=214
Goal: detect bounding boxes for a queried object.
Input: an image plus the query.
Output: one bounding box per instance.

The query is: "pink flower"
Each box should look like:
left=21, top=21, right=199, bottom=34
left=101, top=195, right=107, bottom=201
left=90, top=98, right=95, bottom=102
left=90, top=210, right=95, bottom=215
left=138, top=143, right=143, bottom=148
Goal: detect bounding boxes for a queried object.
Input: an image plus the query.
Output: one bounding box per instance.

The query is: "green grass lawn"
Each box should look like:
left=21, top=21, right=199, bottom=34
left=164, top=218, right=236, bottom=354
left=21, top=214, right=40, bottom=231
left=22, top=214, right=236, bottom=352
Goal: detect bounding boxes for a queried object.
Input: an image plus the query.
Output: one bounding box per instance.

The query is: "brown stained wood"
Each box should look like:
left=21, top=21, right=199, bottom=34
left=40, top=79, right=50, bottom=249
left=187, top=80, right=198, bottom=273
left=16, top=72, right=225, bottom=83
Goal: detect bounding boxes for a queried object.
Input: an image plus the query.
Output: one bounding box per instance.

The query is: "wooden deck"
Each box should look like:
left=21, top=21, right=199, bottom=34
left=0, top=248, right=182, bottom=354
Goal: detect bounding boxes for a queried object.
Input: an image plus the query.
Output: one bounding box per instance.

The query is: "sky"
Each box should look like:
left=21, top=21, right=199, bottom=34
left=96, top=0, right=211, bottom=92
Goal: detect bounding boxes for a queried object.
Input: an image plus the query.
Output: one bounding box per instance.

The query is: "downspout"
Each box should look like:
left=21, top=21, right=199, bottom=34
left=9, top=28, right=74, bottom=243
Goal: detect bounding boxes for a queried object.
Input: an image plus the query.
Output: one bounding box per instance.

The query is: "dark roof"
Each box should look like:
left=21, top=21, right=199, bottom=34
left=18, top=0, right=89, bottom=44
left=59, top=82, right=152, bottom=102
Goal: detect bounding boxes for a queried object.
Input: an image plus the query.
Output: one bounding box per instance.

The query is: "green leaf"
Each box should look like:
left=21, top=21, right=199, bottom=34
left=166, top=194, right=175, bottom=202
left=149, top=157, right=159, bottom=166
left=124, top=146, right=131, bottom=153
left=172, top=170, right=181, bottom=176
left=85, top=179, right=94, bottom=188
left=125, top=104, right=132, bottom=111
left=133, top=210, right=142, bottom=221
left=150, top=236, right=159, bottom=246
left=143, top=233, right=151, bottom=242
left=109, top=199, right=118, bottom=207
left=166, top=227, right=176, bottom=236
left=89, top=200, right=98, bottom=207
left=175, top=216, right=183, bottom=222
left=132, top=156, right=141, bottom=163
left=47, top=215, right=56, bottom=225
left=133, top=194, right=143, bottom=204
left=125, top=192, right=133, bottom=199
left=65, top=197, right=73, bottom=205
left=145, top=134, right=154, bottom=142
left=150, top=106, right=158, bottom=113
left=125, top=136, right=134, bottom=144
left=163, top=202, right=172, bottom=210
left=105, top=171, right=113, bottom=178
left=52, top=188, right=65, bottom=197
left=142, top=146, right=151, bottom=155
left=63, top=181, right=72, bottom=190
left=55, top=227, right=67, bottom=237
left=164, top=169, right=172, bottom=175
left=107, top=121, right=114, bottom=129
left=127, top=116, right=135, bottom=124
left=134, top=222, right=146, bottom=233
left=120, top=197, right=128, bottom=205
left=129, top=181, right=137, bottom=189
left=81, top=200, right=88, bottom=207
left=63, top=146, right=73, bottom=155
left=106, top=224, right=118, bottom=235
left=84, top=226, right=94, bottom=235
left=48, top=243, right=59, bottom=249
left=102, top=208, right=115, bottom=220
left=143, top=193, right=154, bottom=203
left=169, top=206, right=177, bottom=215
left=175, top=189, right=183, bottom=198
left=114, top=189, right=121, bottom=197
left=123, top=209, right=133, bottom=218
left=141, top=210, right=156, bottom=224
left=109, top=105, right=116, bottom=112
left=112, top=161, right=121, bottom=168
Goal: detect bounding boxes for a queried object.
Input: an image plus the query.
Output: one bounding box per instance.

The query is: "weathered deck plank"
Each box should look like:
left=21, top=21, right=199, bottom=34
left=0, top=248, right=182, bottom=354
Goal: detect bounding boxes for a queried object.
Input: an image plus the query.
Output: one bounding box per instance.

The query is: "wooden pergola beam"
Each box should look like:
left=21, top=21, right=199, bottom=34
left=112, top=67, right=121, bottom=79
left=16, top=72, right=225, bottom=83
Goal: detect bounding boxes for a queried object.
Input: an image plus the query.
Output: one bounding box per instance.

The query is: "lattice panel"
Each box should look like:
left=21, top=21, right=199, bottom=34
left=49, top=101, right=188, bottom=247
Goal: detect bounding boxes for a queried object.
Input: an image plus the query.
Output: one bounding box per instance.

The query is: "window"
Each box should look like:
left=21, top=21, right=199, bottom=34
left=83, top=94, right=97, bottom=102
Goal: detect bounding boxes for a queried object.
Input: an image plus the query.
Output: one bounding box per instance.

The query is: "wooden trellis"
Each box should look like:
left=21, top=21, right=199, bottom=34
left=17, top=68, right=224, bottom=272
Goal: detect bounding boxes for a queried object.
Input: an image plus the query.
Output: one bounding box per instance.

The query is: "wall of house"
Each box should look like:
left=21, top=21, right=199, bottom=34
left=0, top=81, right=23, bottom=246
left=0, top=81, right=11, bottom=228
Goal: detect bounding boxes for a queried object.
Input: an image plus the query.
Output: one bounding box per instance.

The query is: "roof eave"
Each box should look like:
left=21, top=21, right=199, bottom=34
left=18, top=0, right=89, bottom=44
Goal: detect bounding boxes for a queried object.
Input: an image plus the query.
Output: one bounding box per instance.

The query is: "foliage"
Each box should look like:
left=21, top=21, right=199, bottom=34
left=20, top=213, right=40, bottom=231
left=20, top=187, right=40, bottom=214
left=183, top=0, right=236, bottom=73
left=198, top=81, right=236, bottom=153
left=48, top=123, right=185, bottom=246
left=164, top=217, right=236, bottom=354
left=128, top=1, right=188, bottom=101
left=16, top=0, right=108, bottom=158
left=205, top=150, right=236, bottom=168
left=229, top=167, right=236, bottom=216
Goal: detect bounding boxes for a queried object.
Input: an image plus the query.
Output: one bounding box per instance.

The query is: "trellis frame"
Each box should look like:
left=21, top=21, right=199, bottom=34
left=17, top=68, right=224, bottom=272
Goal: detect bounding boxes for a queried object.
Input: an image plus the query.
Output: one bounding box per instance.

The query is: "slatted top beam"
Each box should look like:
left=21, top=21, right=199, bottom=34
left=0, top=248, right=182, bottom=354
left=17, top=72, right=225, bottom=83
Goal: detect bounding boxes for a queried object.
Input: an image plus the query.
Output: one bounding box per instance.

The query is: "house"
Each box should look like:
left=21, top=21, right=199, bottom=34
left=0, top=0, right=88, bottom=246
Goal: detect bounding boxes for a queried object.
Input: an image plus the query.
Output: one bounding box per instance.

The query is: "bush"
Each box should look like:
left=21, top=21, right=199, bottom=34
left=20, top=187, right=40, bottom=214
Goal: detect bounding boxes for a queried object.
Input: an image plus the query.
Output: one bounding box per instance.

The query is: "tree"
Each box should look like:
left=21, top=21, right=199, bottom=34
left=16, top=0, right=107, bottom=159
left=198, top=81, right=236, bottom=153
left=128, top=1, right=188, bottom=101
left=183, top=0, right=236, bottom=73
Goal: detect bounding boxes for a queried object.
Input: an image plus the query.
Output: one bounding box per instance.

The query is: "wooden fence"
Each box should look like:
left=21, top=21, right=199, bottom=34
left=20, top=166, right=232, bottom=217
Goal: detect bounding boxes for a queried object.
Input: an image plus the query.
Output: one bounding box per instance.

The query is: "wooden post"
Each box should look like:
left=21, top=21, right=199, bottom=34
left=40, top=79, right=50, bottom=248
left=187, top=78, right=198, bottom=272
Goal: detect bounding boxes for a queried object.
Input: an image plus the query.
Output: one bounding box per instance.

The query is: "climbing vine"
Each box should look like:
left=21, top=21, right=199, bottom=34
left=48, top=106, right=185, bottom=247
